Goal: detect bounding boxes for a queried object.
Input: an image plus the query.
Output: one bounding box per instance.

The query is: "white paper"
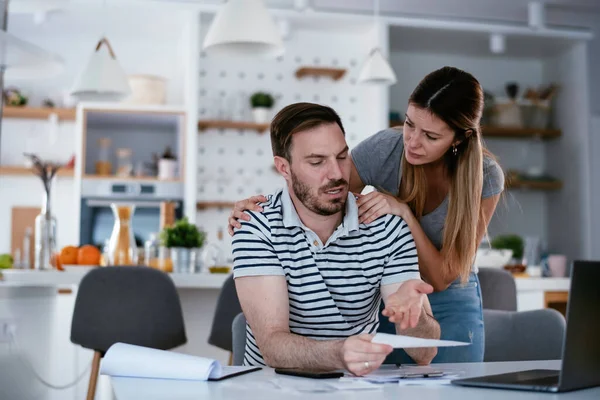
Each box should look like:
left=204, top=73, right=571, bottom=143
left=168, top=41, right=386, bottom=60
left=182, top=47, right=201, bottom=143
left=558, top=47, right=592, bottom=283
left=397, top=376, right=457, bottom=386
left=100, top=343, right=256, bottom=381
left=269, top=378, right=380, bottom=393
left=371, top=333, right=470, bottom=348
left=341, top=366, right=456, bottom=384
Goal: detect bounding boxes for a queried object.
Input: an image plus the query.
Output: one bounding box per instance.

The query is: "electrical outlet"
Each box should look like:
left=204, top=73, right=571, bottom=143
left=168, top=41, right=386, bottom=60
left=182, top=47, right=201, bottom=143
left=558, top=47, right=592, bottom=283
left=0, top=319, right=16, bottom=343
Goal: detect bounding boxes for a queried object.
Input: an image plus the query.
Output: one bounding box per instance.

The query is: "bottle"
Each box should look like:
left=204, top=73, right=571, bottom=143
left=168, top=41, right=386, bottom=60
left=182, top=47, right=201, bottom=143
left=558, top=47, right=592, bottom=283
left=202, top=228, right=230, bottom=274
left=22, top=227, right=32, bottom=269
left=107, top=204, right=138, bottom=266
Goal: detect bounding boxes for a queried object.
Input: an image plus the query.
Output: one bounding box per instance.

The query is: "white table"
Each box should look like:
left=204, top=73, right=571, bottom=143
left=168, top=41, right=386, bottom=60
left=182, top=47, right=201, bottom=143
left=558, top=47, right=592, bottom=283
left=110, top=360, right=600, bottom=399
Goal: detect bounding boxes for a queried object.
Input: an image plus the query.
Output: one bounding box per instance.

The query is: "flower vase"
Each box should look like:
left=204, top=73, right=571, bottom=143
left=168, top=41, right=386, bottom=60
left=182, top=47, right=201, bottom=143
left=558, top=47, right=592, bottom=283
left=34, top=191, right=57, bottom=270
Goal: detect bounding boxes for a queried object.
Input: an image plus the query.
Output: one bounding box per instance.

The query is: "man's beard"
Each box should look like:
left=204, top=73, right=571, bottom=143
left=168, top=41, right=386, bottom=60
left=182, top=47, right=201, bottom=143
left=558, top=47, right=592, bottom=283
left=291, top=170, right=348, bottom=216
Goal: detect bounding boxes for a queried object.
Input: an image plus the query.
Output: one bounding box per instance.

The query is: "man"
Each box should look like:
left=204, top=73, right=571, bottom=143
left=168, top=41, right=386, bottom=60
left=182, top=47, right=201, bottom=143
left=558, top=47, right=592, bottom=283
left=232, top=103, right=440, bottom=376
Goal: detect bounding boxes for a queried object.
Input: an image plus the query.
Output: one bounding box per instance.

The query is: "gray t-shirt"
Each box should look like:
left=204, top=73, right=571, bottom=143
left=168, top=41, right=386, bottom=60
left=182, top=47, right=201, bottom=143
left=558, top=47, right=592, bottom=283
left=351, top=128, right=505, bottom=250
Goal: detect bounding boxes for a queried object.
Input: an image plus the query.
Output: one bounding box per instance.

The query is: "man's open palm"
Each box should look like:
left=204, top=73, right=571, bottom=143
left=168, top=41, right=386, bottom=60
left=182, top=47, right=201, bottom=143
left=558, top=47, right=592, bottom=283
left=382, top=280, right=434, bottom=330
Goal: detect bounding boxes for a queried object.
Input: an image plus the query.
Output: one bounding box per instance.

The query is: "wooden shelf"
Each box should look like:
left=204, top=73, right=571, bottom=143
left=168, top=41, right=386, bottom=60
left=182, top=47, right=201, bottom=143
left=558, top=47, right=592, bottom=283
left=3, top=106, right=76, bottom=121
left=389, top=120, right=404, bottom=127
left=198, top=120, right=269, bottom=133
left=482, top=126, right=561, bottom=139
left=507, top=179, right=563, bottom=190
left=295, top=67, right=346, bottom=81
left=0, top=166, right=74, bottom=177
left=82, top=174, right=181, bottom=182
left=197, top=201, right=236, bottom=210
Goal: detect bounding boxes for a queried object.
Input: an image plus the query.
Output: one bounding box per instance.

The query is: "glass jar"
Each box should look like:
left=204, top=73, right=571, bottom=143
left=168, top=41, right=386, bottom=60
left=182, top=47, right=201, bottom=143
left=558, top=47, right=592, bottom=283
left=107, top=204, right=138, bottom=266
left=201, top=229, right=231, bottom=274
left=116, top=148, right=133, bottom=177
left=95, top=138, right=112, bottom=175
left=144, top=233, right=160, bottom=268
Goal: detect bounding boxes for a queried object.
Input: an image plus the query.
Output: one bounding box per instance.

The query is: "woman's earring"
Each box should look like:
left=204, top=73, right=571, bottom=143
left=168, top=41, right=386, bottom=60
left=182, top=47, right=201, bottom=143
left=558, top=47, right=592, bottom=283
left=452, top=144, right=458, bottom=156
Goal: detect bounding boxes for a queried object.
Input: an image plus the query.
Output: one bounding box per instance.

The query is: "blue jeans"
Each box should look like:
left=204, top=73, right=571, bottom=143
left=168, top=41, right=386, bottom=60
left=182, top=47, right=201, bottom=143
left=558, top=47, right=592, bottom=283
left=379, top=273, right=485, bottom=364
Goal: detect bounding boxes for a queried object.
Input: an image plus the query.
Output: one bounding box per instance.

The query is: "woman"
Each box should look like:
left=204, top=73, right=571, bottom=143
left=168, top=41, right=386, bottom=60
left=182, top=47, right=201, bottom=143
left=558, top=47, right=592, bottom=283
left=228, top=66, right=504, bottom=363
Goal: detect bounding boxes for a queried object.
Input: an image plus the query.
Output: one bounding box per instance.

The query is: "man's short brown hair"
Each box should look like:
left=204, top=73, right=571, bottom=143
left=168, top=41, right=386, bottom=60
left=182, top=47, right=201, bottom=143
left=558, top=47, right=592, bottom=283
left=270, top=102, right=345, bottom=161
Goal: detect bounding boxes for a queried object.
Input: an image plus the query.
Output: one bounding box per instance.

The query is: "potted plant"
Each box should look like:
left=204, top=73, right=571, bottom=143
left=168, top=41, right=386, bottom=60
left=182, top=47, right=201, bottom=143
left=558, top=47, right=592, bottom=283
left=160, top=217, right=205, bottom=273
left=491, top=234, right=525, bottom=273
left=250, top=92, right=274, bottom=124
left=158, top=146, right=177, bottom=180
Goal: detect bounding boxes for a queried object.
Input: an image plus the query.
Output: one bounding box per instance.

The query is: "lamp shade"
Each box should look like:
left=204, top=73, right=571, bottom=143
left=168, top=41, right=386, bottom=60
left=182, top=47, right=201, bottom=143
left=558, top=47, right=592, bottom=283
left=203, top=0, right=284, bottom=58
left=0, top=30, right=64, bottom=80
left=358, top=48, right=397, bottom=85
left=70, top=38, right=131, bottom=102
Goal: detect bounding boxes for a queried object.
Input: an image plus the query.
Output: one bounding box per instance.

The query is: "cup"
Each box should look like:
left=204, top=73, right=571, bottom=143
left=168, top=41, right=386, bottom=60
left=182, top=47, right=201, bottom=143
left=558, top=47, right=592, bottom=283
left=547, top=254, right=567, bottom=277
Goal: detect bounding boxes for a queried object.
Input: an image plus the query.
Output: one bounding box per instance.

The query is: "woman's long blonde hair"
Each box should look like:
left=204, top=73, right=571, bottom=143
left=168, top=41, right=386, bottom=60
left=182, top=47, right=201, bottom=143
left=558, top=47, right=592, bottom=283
left=399, top=66, right=493, bottom=283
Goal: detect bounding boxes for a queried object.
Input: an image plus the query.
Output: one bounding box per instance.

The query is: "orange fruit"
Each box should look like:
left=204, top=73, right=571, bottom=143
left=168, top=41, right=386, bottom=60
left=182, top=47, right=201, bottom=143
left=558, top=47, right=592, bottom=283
left=60, top=245, right=79, bottom=265
left=77, top=245, right=101, bottom=266
left=52, top=252, right=64, bottom=271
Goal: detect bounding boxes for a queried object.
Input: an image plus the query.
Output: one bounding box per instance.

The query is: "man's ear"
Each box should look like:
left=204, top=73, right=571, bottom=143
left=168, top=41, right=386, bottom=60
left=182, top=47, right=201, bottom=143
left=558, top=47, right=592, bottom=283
left=274, top=156, right=291, bottom=179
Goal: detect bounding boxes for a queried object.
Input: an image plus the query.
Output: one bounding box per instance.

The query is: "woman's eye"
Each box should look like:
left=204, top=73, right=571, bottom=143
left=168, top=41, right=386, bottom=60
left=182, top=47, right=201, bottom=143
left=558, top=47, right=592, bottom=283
left=310, top=161, right=322, bottom=166
left=426, top=134, right=438, bottom=141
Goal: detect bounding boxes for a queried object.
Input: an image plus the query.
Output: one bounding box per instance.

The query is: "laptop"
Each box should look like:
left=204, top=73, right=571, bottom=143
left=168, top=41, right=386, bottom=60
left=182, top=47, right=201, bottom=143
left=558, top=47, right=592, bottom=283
left=452, top=260, right=600, bottom=393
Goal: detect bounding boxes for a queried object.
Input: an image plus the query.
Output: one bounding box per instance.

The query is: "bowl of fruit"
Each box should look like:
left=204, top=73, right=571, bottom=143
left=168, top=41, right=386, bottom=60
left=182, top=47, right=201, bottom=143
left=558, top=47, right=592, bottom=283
left=58, top=245, right=102, bottom=272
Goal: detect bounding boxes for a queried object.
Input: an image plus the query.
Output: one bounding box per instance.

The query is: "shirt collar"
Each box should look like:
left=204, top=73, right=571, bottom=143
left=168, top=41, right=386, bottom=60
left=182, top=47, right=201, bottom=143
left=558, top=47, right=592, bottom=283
left=281, top=185, right=359, bottom=234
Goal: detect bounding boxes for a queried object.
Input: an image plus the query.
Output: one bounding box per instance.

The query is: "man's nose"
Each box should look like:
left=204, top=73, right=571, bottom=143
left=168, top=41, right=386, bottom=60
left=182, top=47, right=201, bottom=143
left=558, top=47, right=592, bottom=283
left=327, top=159, right=343, bottom=180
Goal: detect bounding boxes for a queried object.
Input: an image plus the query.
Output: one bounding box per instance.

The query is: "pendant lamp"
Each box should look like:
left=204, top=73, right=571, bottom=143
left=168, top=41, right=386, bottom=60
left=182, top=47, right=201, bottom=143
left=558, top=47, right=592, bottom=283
left=70, top=37, right=131, bottom=102
left=358, top=48, right=397, bottom=85
left=358, top=0, right=397, bottom=85
left=203, top=0, right=284, bottom=58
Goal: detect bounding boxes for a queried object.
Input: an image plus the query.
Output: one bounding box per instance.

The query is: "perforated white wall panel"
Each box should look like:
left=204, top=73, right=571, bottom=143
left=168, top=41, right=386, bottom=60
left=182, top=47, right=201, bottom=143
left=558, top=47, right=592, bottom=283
left=196, top=26, right=381, bottom=255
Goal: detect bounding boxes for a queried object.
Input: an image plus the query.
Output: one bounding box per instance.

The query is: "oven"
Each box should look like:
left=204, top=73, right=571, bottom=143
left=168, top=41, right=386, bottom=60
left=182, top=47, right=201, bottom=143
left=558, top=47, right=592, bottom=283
left=79, top=179, right=184, bottom=249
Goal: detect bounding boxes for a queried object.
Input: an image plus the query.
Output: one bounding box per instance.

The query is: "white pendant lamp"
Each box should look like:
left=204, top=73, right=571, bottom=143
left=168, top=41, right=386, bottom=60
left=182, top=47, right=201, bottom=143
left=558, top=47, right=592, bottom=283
left=358, top=48, right=397, bottom=85
left=203, top=0, right=284, bottom=58
left=70, top=37, right=131, bottom=102
left=0, top=30, right=64, bottom=80
left=358, top=0, right=397, bottom=85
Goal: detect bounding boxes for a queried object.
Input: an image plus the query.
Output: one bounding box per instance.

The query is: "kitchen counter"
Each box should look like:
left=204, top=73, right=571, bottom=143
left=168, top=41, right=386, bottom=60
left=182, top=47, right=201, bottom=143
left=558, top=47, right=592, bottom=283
left=0, top=269, right=230, bottom=289
left=514, top=276, right=570, bottom=292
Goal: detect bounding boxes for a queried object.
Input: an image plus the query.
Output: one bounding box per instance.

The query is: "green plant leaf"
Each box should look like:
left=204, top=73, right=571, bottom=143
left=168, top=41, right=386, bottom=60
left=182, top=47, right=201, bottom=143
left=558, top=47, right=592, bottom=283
left=160, top=217, right=206, bottom=248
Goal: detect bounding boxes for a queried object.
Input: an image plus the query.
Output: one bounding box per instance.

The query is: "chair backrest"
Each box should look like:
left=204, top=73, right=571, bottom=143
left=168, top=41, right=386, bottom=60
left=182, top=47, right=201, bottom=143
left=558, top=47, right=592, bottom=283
left=70, top=267, right=187, bottom=355
left=208, top=274, right=242, bottom=351
left=483, top=309, right=566, bottom=362
left=478, top=267, right=517, bottom=311
left=231, top=313, right=247, bottom=366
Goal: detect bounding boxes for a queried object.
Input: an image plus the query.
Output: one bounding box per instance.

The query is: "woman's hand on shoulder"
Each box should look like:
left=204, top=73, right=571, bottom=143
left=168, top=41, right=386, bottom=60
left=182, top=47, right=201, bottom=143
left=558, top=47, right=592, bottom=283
left=227, top=195, right=268, bottom=236
left=355, top=191, right=410, bottom=224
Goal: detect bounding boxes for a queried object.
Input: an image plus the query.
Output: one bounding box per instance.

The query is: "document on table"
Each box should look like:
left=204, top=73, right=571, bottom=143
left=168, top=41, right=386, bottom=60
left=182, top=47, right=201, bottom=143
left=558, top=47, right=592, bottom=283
left=268, top=377, right=381, bottom=393
left=341, top=365, right=463, bottom=385
left=371, top=333, right=471, bottom=348
left=100, top=343, right=260, bottom=381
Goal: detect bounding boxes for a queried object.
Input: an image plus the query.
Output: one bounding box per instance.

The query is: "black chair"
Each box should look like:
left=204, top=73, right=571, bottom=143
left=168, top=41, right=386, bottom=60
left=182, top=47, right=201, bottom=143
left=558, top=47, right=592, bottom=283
left=71, top=267, right=187, bottom=400
left=208, top=274, right=242, bottom=363
left=478, top=267, right=518, bottom=311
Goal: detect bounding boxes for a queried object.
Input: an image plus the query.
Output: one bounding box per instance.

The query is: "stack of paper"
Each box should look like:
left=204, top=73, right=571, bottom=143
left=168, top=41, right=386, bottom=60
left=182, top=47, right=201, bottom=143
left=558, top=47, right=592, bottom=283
left=100, top=343, right=260, bottom=381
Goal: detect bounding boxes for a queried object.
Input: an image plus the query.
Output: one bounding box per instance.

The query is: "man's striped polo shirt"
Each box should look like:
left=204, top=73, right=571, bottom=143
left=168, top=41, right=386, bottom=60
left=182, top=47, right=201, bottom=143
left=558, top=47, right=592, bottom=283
left=232, top=186, right=420, bottom=366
